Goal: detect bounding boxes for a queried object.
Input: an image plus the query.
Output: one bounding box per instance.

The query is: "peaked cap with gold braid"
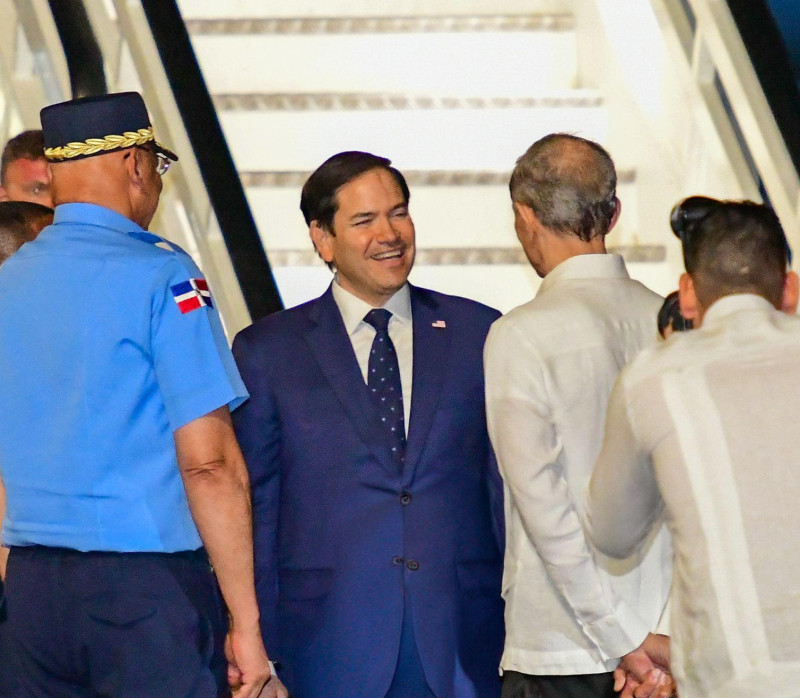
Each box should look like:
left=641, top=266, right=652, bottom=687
left=40, top=91, right=178, bottom=163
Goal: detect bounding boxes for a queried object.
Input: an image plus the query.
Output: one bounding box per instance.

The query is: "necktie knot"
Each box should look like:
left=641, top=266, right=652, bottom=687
left=364, top=308, right=392, bottom=333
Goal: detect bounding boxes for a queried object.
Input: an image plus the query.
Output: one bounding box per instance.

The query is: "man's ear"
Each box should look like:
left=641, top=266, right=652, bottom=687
left=309, top=221, right=335, bottom=265
left=124, top=148, right=147, bottom=189
left=608, top=197, right=622, bottom=232
left=514, top=202, right=536, bottom=230
left=782, top=271, right=799, bottom=314
left=513, top=202, right=539, bottom=246
left=678, top=273, right=701, bottom=323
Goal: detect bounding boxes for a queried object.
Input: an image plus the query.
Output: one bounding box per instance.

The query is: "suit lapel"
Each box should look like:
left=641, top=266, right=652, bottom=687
left=304, top=287, right=399, bottom=473
left=405, top=286, right=452, bottom=472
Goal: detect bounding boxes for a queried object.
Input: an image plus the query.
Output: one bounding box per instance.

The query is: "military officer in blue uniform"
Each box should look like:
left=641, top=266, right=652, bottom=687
left=0, top=92, right=287, bottom=698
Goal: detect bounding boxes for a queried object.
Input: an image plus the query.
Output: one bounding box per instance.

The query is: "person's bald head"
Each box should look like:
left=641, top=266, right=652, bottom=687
left=0, top=200, right=53, bottom=265
left=510, top=133, right=619, bottom=242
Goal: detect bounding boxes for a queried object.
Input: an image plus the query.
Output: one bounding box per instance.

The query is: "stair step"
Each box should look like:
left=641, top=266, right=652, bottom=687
left=177, top=0, right=574, bottom=20
left=240, top=168, right=636, bottom=188
left=212, top=91, right=602, bottom=112
left=266, top=245, right=665, bottom=267
left=220, top=106, right=606, bottom=172
left=190, top=19, right=577, bottom=94
left=185, top=14, right=574, bottom=35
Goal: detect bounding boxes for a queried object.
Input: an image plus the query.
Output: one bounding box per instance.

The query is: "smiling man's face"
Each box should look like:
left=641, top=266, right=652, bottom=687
left=313, top=167, right=416, bottom=307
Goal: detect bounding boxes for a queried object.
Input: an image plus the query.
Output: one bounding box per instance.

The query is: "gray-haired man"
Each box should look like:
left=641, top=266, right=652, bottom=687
left=484, top=133, right=673, bottom=697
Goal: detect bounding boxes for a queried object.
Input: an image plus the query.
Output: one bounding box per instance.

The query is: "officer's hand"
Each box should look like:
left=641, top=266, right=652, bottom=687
left=225, top=625, right=272, bottom=698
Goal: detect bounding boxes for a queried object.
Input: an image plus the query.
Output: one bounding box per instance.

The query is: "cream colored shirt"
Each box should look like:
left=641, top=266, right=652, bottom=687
left=587, top=294, right=800, bottom=697
left=331, top=280, right=413, bottom=432
left=484, top=254, right=672, bottom=675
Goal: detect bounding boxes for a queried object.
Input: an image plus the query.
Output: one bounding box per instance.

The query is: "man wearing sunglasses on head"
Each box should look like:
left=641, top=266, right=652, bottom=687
left=587, top=200, right=800, bottom=697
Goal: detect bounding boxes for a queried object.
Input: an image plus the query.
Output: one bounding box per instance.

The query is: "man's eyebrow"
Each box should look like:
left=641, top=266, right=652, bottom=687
left=348, top=211, right=376, bottom=221
left=347, top=201, right=407, bottom=221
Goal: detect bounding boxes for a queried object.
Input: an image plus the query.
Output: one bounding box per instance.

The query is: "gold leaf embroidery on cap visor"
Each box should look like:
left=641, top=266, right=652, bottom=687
left=44, top=127, right=155, bottom=161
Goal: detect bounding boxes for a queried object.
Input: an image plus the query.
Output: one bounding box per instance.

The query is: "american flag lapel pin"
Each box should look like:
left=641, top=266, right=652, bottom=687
left=432, top=320, right=446, bottom=328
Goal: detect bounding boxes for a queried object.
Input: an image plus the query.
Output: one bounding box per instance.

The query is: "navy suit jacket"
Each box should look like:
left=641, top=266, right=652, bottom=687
left=232, top=284, right=504, bottom=698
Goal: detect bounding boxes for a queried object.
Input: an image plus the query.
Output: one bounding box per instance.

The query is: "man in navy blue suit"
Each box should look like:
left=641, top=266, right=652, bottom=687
left=232, top=151, right=505, bottom=698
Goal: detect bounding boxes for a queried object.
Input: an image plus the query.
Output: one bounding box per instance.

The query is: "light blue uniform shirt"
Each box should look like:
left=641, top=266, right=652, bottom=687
left=0, top=203, right=248, bottom=552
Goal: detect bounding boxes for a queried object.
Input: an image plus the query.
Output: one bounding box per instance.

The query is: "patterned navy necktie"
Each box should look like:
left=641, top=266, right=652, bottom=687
left=364, top=309, right=406, bottom=466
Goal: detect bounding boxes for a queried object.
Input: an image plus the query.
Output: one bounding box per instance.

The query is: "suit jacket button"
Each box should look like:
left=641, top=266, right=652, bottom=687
left=392, top=556, right=404, bottom=566
left=400, top=492, right=412, bottom=505
left=406, top=560, right=419, bottom=571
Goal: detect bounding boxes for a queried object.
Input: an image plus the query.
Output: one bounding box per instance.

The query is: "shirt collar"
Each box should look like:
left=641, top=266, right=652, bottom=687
left=701, top=293, right=778, bottom=327
left=53, top=203, right=146, bottom=235
left=538, top=253, right=629, bottom=296
left=331, top=280, right=412, bottom=336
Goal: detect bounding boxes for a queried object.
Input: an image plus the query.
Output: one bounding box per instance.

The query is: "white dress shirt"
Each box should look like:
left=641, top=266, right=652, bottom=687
left=484, top=254, right=672, bottom=675
left=331, top=280, right=413, bottom=431
left=587, top=294, right=800, bottom=697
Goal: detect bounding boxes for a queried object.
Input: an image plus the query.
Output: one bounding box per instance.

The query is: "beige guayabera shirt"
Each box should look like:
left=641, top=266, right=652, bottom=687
left=588, top=293, right=800, bottom=697
left=485, top=254, right=672, bottom=675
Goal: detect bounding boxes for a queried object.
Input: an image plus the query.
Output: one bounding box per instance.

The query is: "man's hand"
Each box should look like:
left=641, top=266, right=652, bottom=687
left=614, top=633, right=675, bottom=698
left=640, top=632, right=670, bottom=670
left=259, top=675, right=289, bottom=698
left=225, top=625, right=288, bottom=698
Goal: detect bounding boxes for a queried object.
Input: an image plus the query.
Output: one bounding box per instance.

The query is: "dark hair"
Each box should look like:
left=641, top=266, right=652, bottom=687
left=683, top=201, right=789, bottom=309
left=0, top=200, right=53, bottom=265
left=300, top=151, right=410, bottom=232
left=509, top=133, right=618, bottom=242
left=657, top=291, right=692, bottom=338
left=1, top=130, right=46, bottom=184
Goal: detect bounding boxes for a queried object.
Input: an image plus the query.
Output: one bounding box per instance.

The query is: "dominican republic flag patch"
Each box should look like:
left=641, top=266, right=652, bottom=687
left=171, top=278, right=213, bottom=314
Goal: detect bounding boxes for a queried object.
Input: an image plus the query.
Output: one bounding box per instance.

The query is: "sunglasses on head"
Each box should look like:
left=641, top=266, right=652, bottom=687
left=669, top=195, right=793, bottom=267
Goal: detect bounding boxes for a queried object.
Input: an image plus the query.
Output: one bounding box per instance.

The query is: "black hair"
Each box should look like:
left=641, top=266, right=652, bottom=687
left=682, top=201, right=788, bottom=309
left=300, top=151, right=410, bottom=232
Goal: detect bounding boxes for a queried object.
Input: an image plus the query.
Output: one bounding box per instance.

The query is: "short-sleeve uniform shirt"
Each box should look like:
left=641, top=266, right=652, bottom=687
left=0, top=203, right=247, bottom=552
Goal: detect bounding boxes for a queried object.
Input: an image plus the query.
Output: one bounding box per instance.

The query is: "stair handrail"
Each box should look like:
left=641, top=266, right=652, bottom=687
left=655, top=0, right=800, bottom=255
